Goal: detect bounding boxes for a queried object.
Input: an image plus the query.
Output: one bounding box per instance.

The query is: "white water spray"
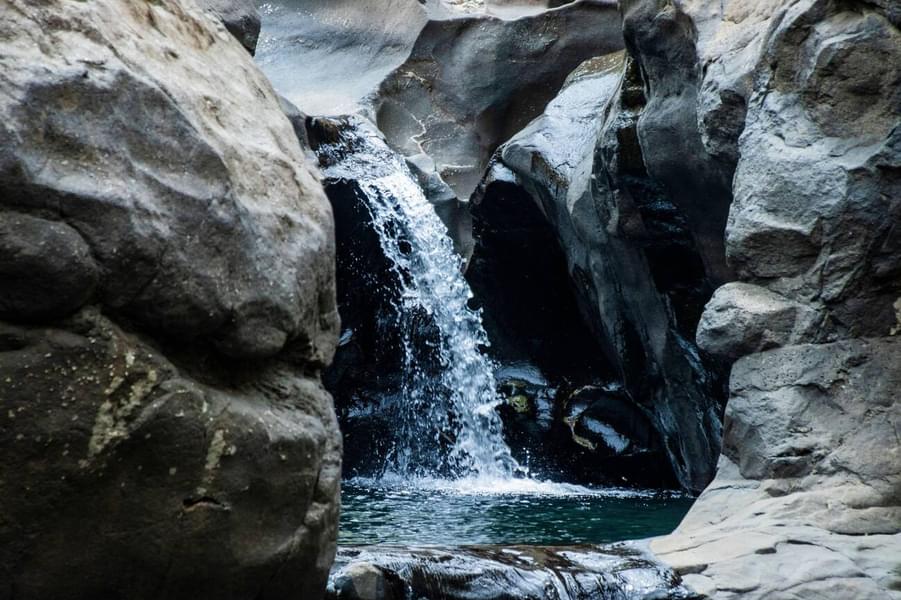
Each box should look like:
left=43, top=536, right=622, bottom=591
left=317, top=117, right=519, bottom=482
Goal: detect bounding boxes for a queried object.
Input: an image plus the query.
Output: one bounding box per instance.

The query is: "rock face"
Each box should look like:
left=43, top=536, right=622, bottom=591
left=256, top=0, right=624, bottom=204
left=198, top=0, right=261, bottom=54
left=470, top=0, right=900, bottom=593
left=619, top=0, right=901, bottom=597
left=655, top=340, right=901, bottom=598
left=469, top=50, right=726, bottom=493
left=0, top=1, right=340, bottom=599
left=373, top=0, right=624, bottom=197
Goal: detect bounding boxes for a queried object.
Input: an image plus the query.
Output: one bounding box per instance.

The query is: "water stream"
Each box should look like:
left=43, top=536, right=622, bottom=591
left=312, top=117, right=691, bottom=557
left=309, top=115, right=694, bottom=598
left=341, top=481, right=693, bottom=546
left=317, top=117, right=522, bottom=484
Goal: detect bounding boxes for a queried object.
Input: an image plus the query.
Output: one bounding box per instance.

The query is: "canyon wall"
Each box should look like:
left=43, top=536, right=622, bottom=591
left=0, top=1, right=340, bottom=598
left=639, top=1, right=901, bottom=597
left=481, top=0, right=900, bottom=595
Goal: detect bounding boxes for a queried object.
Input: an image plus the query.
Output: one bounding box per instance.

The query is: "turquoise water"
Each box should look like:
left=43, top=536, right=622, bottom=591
left=340, top=480, right=693, bottom=546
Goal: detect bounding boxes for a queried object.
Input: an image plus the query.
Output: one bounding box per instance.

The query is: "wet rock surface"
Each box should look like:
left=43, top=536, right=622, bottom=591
left=0, top=1, right=340, bottom=598
left=327, top=543, right=699, bottom=600
left=469, top=52, right=726, bottom=493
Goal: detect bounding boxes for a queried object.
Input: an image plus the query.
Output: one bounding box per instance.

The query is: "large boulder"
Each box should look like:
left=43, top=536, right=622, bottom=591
left=0, top=1, right=340, bottom=598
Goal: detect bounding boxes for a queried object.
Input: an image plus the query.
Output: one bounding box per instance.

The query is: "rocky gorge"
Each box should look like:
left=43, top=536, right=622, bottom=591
left=1, top=0, right=899, bottom=599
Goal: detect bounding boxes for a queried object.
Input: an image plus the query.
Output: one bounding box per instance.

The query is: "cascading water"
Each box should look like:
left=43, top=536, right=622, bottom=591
left=315, top=116, right=519, bottom=483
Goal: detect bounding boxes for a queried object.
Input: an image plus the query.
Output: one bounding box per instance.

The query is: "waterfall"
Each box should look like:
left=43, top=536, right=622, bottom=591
left=315, top=117, right=519, bottom=482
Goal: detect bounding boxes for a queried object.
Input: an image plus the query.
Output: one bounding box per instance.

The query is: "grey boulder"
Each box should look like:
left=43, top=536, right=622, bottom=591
left=0, top=0, right=340, bottom=598
left=654, top=339, right=901, bottom=598
left=0, top=311, right=341, bottom=600
left=636, top=0, right=901, bottom=597
left=1, top=0, right=338, bottom=363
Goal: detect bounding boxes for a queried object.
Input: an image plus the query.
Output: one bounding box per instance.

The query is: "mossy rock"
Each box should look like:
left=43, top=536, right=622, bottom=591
left=507, top=394, right=533, bottom=414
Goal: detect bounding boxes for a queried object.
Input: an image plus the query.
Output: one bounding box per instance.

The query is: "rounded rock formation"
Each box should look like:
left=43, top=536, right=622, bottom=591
left=0, top=1, right=341, bottom=598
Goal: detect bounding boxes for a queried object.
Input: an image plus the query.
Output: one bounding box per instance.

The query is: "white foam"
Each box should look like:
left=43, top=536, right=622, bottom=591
left=347, top=475, right=663, bottom=499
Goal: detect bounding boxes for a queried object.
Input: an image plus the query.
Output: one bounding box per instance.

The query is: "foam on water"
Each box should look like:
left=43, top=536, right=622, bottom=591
left=347, top=475, right=667, bottom=499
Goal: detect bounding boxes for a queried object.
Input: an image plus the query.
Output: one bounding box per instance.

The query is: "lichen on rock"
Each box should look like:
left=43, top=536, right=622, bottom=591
left=0, top=1, right=341, bottom=598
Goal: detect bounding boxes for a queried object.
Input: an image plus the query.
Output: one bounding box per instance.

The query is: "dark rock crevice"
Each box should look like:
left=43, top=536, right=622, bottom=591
left=468, top=177, right=679, bottom=487
left=466, top=50, right=728, bottom=493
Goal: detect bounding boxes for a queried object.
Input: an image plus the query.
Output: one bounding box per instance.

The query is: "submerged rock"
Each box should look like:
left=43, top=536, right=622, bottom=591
left=495, top=377, right=678, bottom=488
left=0, top=0, right=340, bottom=598
left=327, top=543, right=699, bottom=600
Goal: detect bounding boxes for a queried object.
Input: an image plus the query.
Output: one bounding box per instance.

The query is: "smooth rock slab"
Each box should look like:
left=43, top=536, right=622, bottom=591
left=654, top=338, right=901, bottom=599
